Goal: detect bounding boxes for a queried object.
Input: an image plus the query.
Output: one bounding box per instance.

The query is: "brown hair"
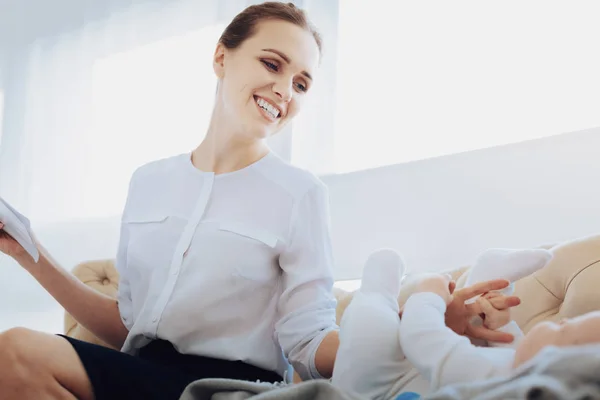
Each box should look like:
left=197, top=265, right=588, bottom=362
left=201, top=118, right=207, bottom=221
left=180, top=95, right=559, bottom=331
left=218, top=2, right=322, bottom=56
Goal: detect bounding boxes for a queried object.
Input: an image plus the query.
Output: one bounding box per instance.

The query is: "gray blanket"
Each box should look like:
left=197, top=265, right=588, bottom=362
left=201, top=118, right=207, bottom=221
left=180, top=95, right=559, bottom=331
left=180, top=345, right=600, bottom=400
left=427, top=344, right=600, bottom=400
left=179, top=379, right=362, bottom=400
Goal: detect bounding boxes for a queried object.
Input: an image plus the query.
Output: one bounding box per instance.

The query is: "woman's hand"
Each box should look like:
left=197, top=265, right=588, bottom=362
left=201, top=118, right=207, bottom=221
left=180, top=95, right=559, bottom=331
left=0, top=222, right=29, bottom=260
left=445, top=279, right=520, bottom=343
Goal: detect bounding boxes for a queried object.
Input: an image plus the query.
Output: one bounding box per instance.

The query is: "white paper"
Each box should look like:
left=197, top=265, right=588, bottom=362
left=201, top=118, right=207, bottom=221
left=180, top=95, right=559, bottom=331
left=0, top=196, right=40, bottom=262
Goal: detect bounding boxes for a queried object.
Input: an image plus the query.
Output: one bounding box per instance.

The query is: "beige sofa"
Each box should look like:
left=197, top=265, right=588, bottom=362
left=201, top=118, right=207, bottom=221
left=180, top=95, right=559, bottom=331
left=64, top=234, right=600, bottom=378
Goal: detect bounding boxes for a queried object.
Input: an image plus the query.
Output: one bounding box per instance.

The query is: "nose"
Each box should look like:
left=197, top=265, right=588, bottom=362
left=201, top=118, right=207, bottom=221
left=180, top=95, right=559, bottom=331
left=272, top=77, right=293, bottom=103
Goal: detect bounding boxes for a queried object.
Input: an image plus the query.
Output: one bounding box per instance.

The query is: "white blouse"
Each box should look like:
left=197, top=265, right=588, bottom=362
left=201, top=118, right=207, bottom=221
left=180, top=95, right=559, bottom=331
left=115, top=151, right=338, bottom=381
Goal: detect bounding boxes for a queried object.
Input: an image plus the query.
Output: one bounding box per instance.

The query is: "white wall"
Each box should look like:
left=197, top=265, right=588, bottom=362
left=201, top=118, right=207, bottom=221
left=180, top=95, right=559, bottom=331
left=322, top=127, right=600, bottom=280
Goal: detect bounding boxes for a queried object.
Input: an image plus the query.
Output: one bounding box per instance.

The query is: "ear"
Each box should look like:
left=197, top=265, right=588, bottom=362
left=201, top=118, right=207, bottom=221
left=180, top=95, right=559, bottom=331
left=213, top=43, right=226, bottom=79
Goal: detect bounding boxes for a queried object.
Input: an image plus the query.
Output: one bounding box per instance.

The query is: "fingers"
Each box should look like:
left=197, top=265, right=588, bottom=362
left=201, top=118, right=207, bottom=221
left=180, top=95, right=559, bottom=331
left=466, top=294, right=520, bottom=316
left=479, top=298, right=512, bottom=330
left=483, top=291, right=501, bottom=300
left=466, top=301, right=482, bottom=316
left=488, top=295, right=521, bottom=310
left=466, top=324, right=515, bottom=344
left=477, top=297, right=496, bottom=317
left=455, top=279, right=510, bottom=301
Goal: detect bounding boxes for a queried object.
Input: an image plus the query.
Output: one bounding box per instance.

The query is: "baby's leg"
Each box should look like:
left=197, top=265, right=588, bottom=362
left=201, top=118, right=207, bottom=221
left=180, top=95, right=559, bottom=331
left=465, top=248, right=552, bottom=300
left=332, top=249, right=413, bottom=400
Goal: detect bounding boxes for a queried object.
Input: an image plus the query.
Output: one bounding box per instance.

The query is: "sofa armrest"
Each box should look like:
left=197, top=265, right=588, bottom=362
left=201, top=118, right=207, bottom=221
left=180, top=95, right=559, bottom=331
left=63, top=259, right=119, bottom=349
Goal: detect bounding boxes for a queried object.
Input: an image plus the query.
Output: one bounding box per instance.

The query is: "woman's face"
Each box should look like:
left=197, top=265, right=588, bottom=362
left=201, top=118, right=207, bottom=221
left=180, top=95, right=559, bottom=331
left=214, top=20, right=320, bottom=140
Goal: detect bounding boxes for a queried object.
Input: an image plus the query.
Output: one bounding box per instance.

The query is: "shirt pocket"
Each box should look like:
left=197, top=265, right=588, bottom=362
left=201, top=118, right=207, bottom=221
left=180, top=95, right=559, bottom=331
left=216, top=221, right=281, bottom=283
left=123, top=210, right=178, bottom=274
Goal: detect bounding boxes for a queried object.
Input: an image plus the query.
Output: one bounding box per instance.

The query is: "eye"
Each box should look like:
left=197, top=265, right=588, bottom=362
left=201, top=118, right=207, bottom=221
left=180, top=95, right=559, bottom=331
left=261, top=60, right=279, bottom=72
left=294, top=82, right=308, bottom=93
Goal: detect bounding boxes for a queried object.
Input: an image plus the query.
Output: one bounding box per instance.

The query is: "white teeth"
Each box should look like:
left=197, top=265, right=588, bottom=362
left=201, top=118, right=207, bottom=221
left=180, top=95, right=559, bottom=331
left=256, top=97, right=280, bottom=118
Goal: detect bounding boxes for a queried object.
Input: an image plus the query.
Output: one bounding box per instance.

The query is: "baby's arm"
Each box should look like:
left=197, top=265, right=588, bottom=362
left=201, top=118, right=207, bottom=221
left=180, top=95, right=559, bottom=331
left=400, top=291, right=516, bottom=392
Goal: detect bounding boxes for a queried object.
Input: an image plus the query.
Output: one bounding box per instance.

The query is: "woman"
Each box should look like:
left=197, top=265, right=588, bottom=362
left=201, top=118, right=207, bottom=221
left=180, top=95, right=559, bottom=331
left=0, top=2, right=518, bottom=400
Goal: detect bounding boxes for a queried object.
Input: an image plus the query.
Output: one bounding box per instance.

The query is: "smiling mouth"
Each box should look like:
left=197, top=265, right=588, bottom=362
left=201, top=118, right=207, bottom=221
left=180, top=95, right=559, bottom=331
left=254, top=95, right=281, bottom=120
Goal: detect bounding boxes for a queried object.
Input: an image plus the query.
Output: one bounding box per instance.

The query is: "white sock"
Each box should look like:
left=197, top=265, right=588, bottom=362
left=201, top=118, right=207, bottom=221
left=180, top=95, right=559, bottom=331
left=360, top=248, right=405, bottom=301
left=465, top=248, right=553, bottom=302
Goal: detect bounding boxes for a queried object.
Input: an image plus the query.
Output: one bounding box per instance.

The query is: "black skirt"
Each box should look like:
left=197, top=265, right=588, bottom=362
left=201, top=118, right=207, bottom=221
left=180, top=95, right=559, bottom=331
left=59, top=335, right=283, bottom=400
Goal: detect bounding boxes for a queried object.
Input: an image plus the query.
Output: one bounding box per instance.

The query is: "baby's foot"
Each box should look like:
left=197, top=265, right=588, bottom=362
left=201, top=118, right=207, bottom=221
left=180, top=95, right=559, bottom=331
left=466, top=248, right=553, bottom=301
left=360, top=248, right=405, bottom=303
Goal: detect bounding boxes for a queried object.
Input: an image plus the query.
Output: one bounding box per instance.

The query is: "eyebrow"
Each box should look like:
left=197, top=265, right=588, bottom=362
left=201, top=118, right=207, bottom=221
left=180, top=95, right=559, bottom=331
left=262, top=48, right=312, bottom=81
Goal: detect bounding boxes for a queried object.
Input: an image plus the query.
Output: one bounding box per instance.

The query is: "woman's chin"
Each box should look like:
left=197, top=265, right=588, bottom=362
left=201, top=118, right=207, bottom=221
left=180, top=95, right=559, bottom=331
left=248, top=123, right=281, bottom=140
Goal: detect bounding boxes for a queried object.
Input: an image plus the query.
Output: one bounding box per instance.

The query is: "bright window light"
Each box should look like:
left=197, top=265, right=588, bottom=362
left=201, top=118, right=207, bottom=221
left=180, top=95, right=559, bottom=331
left=82, top=24, right=224, bottom=218
left=334, top=0, right=600, bottom=173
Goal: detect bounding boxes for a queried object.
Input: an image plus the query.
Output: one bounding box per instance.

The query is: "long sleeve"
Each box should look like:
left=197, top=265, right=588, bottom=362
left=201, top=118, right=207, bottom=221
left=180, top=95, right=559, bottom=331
left=115, top=220, right=134, bottom=331
left=399, top=293, right=515, bottom=392
left=275, top=182, right=338, bottom=381
left=115, top=176, right=136, bottom=331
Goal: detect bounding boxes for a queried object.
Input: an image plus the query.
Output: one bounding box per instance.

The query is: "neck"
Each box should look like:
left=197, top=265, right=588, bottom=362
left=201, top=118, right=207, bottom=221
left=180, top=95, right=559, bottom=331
left=192, top=104, right=269, bottom=174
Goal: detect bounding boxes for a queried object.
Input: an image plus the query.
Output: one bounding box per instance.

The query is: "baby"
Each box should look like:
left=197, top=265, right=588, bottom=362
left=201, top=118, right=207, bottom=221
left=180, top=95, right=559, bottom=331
left=401, top=273, right=600, bottom=395
left=332, top=247, right=556, bottom=399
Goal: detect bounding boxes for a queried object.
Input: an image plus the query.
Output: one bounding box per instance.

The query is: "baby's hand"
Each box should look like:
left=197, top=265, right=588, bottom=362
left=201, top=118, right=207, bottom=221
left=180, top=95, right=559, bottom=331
left=477, top=292, right=511, bottom=330
left=414, top=273, right=454, bottom=306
